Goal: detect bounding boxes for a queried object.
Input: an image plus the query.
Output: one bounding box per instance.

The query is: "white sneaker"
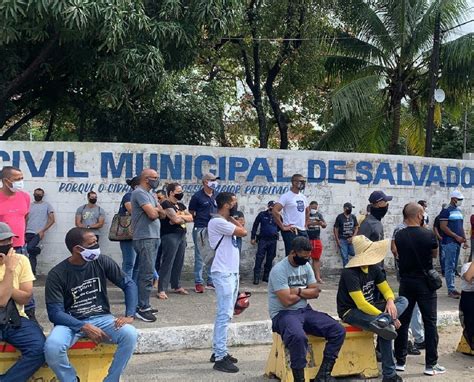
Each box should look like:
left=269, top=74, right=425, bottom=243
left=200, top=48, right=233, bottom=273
left=395, top=363, right=406, bottom=372
left=424, top=364, right=446, bottom=376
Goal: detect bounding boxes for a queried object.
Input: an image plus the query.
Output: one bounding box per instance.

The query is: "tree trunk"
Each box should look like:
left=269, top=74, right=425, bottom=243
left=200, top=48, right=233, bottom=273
left=44, top=108, right=57, bottom=141
left=389, top=92, right=402, bottom=154
left=0, top=109, right=42, bottom=140
left=265, top=82, right=289, bottom=149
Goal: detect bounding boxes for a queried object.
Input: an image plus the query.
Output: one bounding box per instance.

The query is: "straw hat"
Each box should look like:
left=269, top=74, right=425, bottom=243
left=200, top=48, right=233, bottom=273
left=346, top=235, right=389, bottom=268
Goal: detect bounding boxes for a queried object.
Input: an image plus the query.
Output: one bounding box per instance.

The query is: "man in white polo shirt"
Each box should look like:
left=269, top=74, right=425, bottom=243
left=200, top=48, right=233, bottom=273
left=273, top=174, right=309, bottom=256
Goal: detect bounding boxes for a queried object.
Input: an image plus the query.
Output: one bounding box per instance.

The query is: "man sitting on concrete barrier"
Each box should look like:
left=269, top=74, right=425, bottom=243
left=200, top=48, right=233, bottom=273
left=269, top=236, right=345, bottom=382
left=336, top=235, right=408, bottom=382
left=0, top=222, right=45, bottom=382
left=44, top=227, right=138, bottom=382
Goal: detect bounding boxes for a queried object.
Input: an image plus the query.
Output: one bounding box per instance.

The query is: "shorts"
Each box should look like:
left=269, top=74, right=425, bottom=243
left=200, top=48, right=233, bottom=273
left=310, top=239, right=323, bottom=260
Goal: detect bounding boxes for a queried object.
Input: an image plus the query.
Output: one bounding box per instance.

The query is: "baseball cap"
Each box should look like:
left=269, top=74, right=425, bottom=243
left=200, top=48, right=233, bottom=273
left=267, top=200, right=276, bottom=207
left=369, top=190, right=393, bottom=204
left=0, top=222, right=18, bottom=241
left=202, top=173, right=220, bottom=182
left=343, top=202, right=354, bottom=209
left=450, top=190, right=464, bottom=199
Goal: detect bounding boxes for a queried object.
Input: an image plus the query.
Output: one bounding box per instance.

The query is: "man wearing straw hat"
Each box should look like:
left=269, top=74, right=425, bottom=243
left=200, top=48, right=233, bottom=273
left=337, top=235, right=408, bottom=382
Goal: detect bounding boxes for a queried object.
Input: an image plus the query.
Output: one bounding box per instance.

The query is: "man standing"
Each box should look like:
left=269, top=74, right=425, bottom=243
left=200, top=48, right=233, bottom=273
left=433, top=204, right=447, bottom=276
left=44, top=227, right=138, bottom=381
left=131, top=169, right=165, bottom=322
left=418, top=200, right=429, bottom=227
left=269, top=237, right=345, bottom=382
left=359, top=190, right=392, bottom=242
left=208, top=192, right=247, bottom=373
left=251, top=201, right=279, bottom=285
left=75, top=191, right=105, bottom=241
left=439, top=190, right=467, bottom=299
left=25, top=188, right=55, bottom=275
left=333, top=202, right=358, bottom=267
left=394, top=203, right=445, bottom=376
left=189, top=173, right=219, bottom=293
left=0, top=222, right=45, bottom=382
left=307, top=201, right=327, bottom=283
left=0, top=166, right=36, bottom=320
left=337, top=235, right=407, bottom=382
left=272, top=174, right=309, bottom=256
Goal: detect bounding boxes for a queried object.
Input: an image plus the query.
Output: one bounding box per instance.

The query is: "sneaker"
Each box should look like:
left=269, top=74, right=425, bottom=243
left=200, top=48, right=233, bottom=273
left=369, top=315, right=398, bottom=341
left=448, top=290, right=461, bottom=299
left=424, top=364, right=446, bottom=376
left=407, top=341, right=421, bottom=355
left=150, top=308, right=159, bottom=315
left=414, top=341, right=425, bottom=350
left=455, top=270, right=461, bottom=277
left=206, top=283, right=215, bottom=290
left=382, top=374, right=403, bottom=382
left=395, top=363, right=406, bottom=372
left=135, top=309, right=157, bottom=322
left=195, top=284, right=205, bottom=293
left=213, top=357, right=239, bottom=373
left=210, top=353, right=238, bottom=363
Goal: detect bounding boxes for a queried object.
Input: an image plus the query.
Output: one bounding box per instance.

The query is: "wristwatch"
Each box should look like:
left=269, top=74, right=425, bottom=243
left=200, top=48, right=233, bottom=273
left=297, top=288, right=302, bottom=297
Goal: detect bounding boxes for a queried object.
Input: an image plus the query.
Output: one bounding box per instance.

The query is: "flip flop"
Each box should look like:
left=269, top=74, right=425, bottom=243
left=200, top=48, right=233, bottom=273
left=172, top=288, right=189, bottom=295
left=157, top=292, right=168, bottom=300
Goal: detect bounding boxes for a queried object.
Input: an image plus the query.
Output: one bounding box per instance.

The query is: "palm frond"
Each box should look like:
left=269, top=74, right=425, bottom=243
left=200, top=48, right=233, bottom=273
left=400, top=112, right=425, bottom=155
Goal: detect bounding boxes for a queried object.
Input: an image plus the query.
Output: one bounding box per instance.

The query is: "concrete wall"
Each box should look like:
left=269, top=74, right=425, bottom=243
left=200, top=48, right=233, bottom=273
left=0, top=141, right=473, bottom=277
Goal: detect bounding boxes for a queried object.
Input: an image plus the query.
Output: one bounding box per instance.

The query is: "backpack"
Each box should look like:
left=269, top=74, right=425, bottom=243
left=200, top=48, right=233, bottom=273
left=197, top=217, right=224, bottom=268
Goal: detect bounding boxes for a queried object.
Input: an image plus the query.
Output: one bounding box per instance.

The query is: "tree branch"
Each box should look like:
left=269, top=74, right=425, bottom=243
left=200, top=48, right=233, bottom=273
left=0, top=108, right=43, bottom=140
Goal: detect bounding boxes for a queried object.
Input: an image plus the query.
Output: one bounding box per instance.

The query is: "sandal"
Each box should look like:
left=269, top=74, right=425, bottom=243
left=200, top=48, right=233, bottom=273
left=172, top=288, right=189, bottom=295
left=157, top=291, right=168, bottom=300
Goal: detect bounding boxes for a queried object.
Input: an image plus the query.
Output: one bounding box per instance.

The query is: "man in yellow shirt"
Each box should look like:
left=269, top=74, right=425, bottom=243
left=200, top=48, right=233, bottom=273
left=0, top=222, right=45, bottom=381
left=336, top=235, right=408, bottom=382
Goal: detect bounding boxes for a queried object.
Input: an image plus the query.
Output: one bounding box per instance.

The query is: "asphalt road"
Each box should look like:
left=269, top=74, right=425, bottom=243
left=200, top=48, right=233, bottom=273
left=123, top=326, right=474, bottom=381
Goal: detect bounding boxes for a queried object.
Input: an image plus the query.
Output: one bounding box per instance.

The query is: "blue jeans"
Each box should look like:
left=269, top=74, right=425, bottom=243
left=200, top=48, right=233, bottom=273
left=120, top=240, right=137, bottom=280
left=211, top=271, right=239, bottom=361
left=338, top=238, right=355, bottom=267
left=133, top=238, right=160, bottom=310
left=44, top=314, right=137, bottom=382
left=281, top=230, right=308, bottom=257
left=0, top=317, right=45, bottom=382
left=193, top=227, right=212, bottom=285
left=443, top=242, right=460, bottom=293
left=409, top=304, right=424, bottom=343
left=343, top=297, right=408, bottom=378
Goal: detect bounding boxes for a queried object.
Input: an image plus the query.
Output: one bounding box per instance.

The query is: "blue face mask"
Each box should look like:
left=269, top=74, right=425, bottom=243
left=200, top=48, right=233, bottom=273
left=79, top=243, right=101, bottom=262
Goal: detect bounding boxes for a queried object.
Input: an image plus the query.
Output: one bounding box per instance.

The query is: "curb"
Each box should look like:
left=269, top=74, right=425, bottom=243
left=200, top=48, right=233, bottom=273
left=135, top=311, right=460, bottom=354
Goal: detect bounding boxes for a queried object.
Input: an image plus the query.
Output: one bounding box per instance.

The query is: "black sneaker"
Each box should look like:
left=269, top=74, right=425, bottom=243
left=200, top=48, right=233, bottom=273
left=210, top=353, right=238, bottom=363
left=415, top=341, right=425, bottom=350
left=407, top=341, right=421, bottom=355
left=135, top=309, right=157, bottom=322
left=150, top=308, right=159, bottom=315
left=213, top=357, right=239, bottom=373
left=382, top=374, right=403, bottom=382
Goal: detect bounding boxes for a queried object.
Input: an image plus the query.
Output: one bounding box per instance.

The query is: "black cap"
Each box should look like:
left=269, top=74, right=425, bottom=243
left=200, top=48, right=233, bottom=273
left=267, top=200, right=276, bottom=207
left=343, top=202, right=354, bottom=209
left=369, top=190, right=393, bottom=204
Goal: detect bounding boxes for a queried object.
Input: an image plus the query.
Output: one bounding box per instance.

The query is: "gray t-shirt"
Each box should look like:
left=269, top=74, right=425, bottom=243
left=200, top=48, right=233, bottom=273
left=26, top=201, right=54, bottom=234
left=76, top=205, right=105, bottom=235
left=131, top=186, right=160, bottom=240
left=268, top=257, right=316, bottom=319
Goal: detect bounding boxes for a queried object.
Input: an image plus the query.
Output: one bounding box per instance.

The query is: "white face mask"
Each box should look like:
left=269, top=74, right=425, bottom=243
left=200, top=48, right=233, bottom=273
left=455, top=199, right=463, bottom=207
left=310, top=209, right=318, bottom=215
left=79, top=244, right=101, bottom=262
left=207, top=181, right=218, bottom=189
left=8, top=180, right=24, bottom=192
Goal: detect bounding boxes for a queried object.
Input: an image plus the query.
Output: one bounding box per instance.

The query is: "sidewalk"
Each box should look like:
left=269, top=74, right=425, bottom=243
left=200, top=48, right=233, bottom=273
left=33, top=273, right=462, bottom=353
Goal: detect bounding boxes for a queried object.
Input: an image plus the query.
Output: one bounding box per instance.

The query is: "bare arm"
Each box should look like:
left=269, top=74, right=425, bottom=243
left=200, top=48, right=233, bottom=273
left=440, top=221, right=466, bottom=243
left=433, top=226, right=442, bottom=241
left=272, top=203, right=286, bottom=231
left=11, top=281, right=33, bottom=306
left=43, top=212, right=55, bottom=232
left=334, top=227, right=340, bottom=246
left=0, top=249, right=19, bottom=307
left=90, top=215, right=105, bottom=229
left=75, top=214, right=84, bottom=228
left=390, top=240, right=398, bottom=258
left=141, top=203, right=165, bottom=220
left=124, top=201, right=132, bottom=214
left=463, top=262, right=474, bottom=283
left=229, top=216, right=247, bottom=237
left=275, top=283, right=320, bottom=307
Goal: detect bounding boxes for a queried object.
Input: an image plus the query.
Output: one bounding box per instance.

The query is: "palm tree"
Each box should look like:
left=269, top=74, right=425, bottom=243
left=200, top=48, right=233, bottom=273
left=320, top=0, right=473, bottom=154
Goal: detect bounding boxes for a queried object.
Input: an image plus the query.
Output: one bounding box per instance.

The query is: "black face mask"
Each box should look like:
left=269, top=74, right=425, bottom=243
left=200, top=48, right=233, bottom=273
left=34, top=195, right=43, bottom=202
left=296, top=181, right=306, bottom=191
left=229, top=204, right=238, bottom=216
left=174, top=193, right=184, bottom=201
left=293, top=255, right=309, bottom=266
left=88, top=198, right=97, bottom=204
left=371, top=205, right=388, bottom=221
left=345, top=208, right=352, bottom=214
left=0, top=244, right=12, bottom=255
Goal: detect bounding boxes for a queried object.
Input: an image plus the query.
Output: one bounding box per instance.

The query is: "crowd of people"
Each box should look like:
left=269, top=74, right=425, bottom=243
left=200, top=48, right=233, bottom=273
left=0, top=165, right=473, bottom=381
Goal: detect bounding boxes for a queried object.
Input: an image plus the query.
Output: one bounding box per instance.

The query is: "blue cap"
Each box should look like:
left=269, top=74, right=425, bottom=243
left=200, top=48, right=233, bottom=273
left=369, top=190, right=393, bottom=204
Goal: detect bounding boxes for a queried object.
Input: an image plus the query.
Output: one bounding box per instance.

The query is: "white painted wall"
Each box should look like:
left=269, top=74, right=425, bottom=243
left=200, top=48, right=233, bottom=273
left=0, top=141, right=472, bottom=277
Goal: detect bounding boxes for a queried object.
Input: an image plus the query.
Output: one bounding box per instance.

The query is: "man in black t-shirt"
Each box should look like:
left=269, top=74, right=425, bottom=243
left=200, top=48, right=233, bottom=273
left=432, top=203, right=447, bottom=276
left=44, top=227, right=138, bottom=382
left=394, top=203, right=446, bottom=376
left=337, top=235, right=407, bottom=382
left=333, top=202, right=358, bottom=267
